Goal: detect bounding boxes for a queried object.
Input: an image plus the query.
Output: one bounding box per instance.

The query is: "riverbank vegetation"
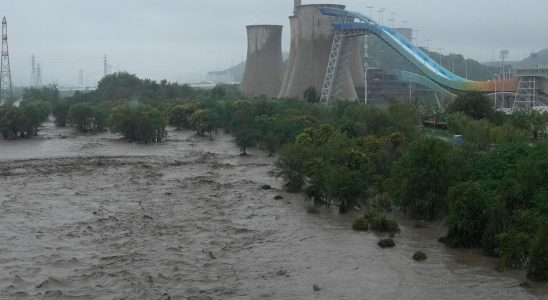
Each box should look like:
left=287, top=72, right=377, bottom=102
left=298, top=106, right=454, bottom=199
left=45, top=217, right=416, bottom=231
left=1, top=74, right=546, bottom=280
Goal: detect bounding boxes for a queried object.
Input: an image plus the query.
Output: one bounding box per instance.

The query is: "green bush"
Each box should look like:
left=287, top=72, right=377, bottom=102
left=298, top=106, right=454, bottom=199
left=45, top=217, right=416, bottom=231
left=446, top=182, right=488, bottom=247
left=352, top=218, right=369, bottom=231
left=528, top=225, right=548, bottom=281
left=109, top=102, right=166, bottom=143
left=496, top=231, right=531, bottom=269
left=413, top=251, right=428, bottom=261
left=388, top=137, right=452, bottom=220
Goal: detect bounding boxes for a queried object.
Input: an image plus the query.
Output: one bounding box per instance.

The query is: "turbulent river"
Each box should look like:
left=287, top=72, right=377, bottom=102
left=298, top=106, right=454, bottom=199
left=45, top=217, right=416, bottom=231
left=0, top=123, right=547, bottom=300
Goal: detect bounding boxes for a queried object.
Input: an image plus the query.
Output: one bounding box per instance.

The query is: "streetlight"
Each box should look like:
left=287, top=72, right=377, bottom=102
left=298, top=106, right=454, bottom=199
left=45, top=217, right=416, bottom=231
left=426, top=39, right=432, bottom=56
left=493, top=74, right=498, bottom=108
left=438, top=48, right=444, bottom=66
left=367, top=6, right=374, bottom=18
left=390, top=12, right=397, bottom=26
left=377, top=8, right=385, bottom=25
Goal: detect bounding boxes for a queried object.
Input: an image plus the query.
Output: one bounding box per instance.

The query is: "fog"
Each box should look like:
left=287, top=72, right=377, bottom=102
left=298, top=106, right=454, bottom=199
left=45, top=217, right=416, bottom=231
left=3, top=0, right=547, bottom=87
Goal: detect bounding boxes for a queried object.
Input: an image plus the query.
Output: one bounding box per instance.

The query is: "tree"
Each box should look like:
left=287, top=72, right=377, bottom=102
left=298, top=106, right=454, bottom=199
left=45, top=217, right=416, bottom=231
left=448, top=112, right=470, bottom=136
left=234, top=127, right=256, bottom=155
left=109, top=102, right=166, bottom=143
left=448, top=91, right=493, bottom=120
left=303, top=86, right=319, bottom=103
left=0, top=106, right=24, bottom=139
left=528, top=224, right=548, bottom=281
left=189, top=109, right=218, bottom=140
left=168, top=104, right=193, bottom=129
left=20, top=103, right=43, bottom=137
left=388, top=137, right=452, bottom=219
left=446, top=182, right=489, bottom=247
left=69, top=103, right=95, bottom=132
left=276, top=143, right=309, bottom=192
left=211, top=85, right=226, bottom=99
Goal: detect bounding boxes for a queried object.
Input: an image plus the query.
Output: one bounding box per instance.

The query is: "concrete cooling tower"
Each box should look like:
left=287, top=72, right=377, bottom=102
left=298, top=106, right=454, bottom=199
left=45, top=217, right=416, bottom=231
left=278, top=16, right=298, bottom=98
left=240, top=25, right=284, bottom=98
left=280, top=4, right=359, bottom=100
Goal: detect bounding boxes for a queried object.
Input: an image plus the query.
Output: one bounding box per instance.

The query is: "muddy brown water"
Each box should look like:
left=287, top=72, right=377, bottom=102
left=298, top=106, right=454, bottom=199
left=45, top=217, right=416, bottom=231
left=0, top=123, right=547, bottom=300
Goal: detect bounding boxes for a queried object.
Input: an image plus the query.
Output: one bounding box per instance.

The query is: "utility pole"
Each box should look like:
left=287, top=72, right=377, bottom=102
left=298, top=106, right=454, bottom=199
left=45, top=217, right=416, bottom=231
left=0, top=16, right=13, bottom=103
left=79, top=69, right=84, bottom=87
left=426, top=39, right=432, bottom=56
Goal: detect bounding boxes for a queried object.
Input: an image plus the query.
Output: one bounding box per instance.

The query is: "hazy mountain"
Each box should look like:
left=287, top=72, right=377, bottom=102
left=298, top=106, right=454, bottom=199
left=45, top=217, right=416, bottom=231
left=513, top=48, right=548, bottom=68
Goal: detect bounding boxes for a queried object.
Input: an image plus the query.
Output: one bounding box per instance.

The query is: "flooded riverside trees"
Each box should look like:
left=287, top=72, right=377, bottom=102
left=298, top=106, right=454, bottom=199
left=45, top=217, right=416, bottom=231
left=1, top=73, right=547, bottom=293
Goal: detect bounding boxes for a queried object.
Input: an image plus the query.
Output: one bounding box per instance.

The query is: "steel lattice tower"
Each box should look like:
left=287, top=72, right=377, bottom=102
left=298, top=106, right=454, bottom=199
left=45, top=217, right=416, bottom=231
left=1, top=16, right=13, bottom=103
left=31, top=55, right=36, bottom=87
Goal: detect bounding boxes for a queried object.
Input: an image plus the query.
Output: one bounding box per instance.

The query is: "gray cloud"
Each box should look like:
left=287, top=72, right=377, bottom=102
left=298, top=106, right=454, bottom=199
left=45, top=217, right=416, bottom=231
left=3, top=0, right=547, bottom=87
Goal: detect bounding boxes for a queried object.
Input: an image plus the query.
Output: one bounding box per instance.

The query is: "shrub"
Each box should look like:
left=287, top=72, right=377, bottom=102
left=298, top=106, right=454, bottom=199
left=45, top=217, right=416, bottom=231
left=352, top=218, right=369, bottom=231
left=446, top=182, right=488, bottom=247
left=527, top=225, right=548, bottom=281
left=378, top=239, right=396, bottom=248
left=413, top=251, right=428, bottom=261
left=109, top=102, right=166, bottom=143
left=496, top=231, right=531, bottom=270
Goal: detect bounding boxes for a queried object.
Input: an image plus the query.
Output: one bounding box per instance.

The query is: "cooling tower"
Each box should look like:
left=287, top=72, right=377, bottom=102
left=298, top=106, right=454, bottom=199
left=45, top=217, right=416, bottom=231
left=281, top=4, right=358, bottom=100
left=240, top=25, right=284, bottom=98
left=293, top=0, right=301, bottom=14
left=278, top=16, right=298, bottom=98
left=348, top=36, right=366, bottom=90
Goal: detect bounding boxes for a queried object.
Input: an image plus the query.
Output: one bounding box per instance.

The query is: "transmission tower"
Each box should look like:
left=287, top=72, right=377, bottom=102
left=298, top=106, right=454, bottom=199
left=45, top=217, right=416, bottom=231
left=35, top=63, right=42, bottom=87
left=104, top=55, right=108, bottom=77
left=31, top=55, right=36, bottom=87
left=1, top=16, right=13, bottom=103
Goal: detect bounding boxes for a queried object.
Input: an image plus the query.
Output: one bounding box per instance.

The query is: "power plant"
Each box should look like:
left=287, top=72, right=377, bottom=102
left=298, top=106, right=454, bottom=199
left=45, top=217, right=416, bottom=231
left=242, top=1, right=365, bottom=101
left=280, top=3, right=360, bottom=100
left=240, top=25, right=284, bottom=98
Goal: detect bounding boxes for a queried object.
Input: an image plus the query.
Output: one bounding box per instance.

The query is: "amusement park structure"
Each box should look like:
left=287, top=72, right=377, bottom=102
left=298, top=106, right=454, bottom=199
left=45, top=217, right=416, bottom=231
left=240, top=2, right=547, bottom=112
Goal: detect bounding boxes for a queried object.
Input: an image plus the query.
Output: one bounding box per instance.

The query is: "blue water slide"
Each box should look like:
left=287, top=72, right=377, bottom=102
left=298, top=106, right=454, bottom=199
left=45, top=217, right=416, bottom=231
left=321, top=8, right=486, bottom=92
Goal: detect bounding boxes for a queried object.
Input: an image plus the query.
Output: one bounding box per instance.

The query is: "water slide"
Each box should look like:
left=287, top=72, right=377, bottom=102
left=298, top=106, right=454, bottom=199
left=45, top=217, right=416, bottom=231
left=321, top=8, right=518, bottom=93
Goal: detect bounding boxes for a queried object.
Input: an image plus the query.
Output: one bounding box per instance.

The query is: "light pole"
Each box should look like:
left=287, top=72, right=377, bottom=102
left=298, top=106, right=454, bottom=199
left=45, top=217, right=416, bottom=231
left=377, top=8, right=385, bottom=25
left=390, top=12, right=397, bottom=26
left=438, top=48, right=444, bottom=66
left=409, top=75, right=414, bottom=103
left=494, top=74, right=498, bottom=108
left=367, top=6, right=374, bottom=18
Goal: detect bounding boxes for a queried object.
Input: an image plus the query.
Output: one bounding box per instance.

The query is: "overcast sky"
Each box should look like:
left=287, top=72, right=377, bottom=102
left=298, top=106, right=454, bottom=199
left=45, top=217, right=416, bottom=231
left=3, top=0, right=547, bottom=87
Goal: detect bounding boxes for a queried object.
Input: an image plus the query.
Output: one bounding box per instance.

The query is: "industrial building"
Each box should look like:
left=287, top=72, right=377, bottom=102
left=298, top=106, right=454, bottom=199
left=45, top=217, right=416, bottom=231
left=240, top=25, right=284, bottom=98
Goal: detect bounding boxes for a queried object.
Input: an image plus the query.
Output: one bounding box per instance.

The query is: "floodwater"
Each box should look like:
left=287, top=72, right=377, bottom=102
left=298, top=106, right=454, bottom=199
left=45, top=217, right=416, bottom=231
left=0, top=123, right=546, bottom=300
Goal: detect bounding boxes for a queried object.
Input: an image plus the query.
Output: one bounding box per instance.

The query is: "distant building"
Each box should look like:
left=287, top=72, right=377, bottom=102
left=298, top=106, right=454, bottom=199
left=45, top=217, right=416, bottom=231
left=206, top=70, right=235, bottom=84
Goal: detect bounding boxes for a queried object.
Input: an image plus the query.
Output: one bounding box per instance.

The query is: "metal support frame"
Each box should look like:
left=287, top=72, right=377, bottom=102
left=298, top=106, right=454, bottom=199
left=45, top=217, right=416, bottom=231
left=320, top=30, right=345, bottom=104
left=513, top=76, right=536, bottom=111
left=320, top=15, right=368, bottom=104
